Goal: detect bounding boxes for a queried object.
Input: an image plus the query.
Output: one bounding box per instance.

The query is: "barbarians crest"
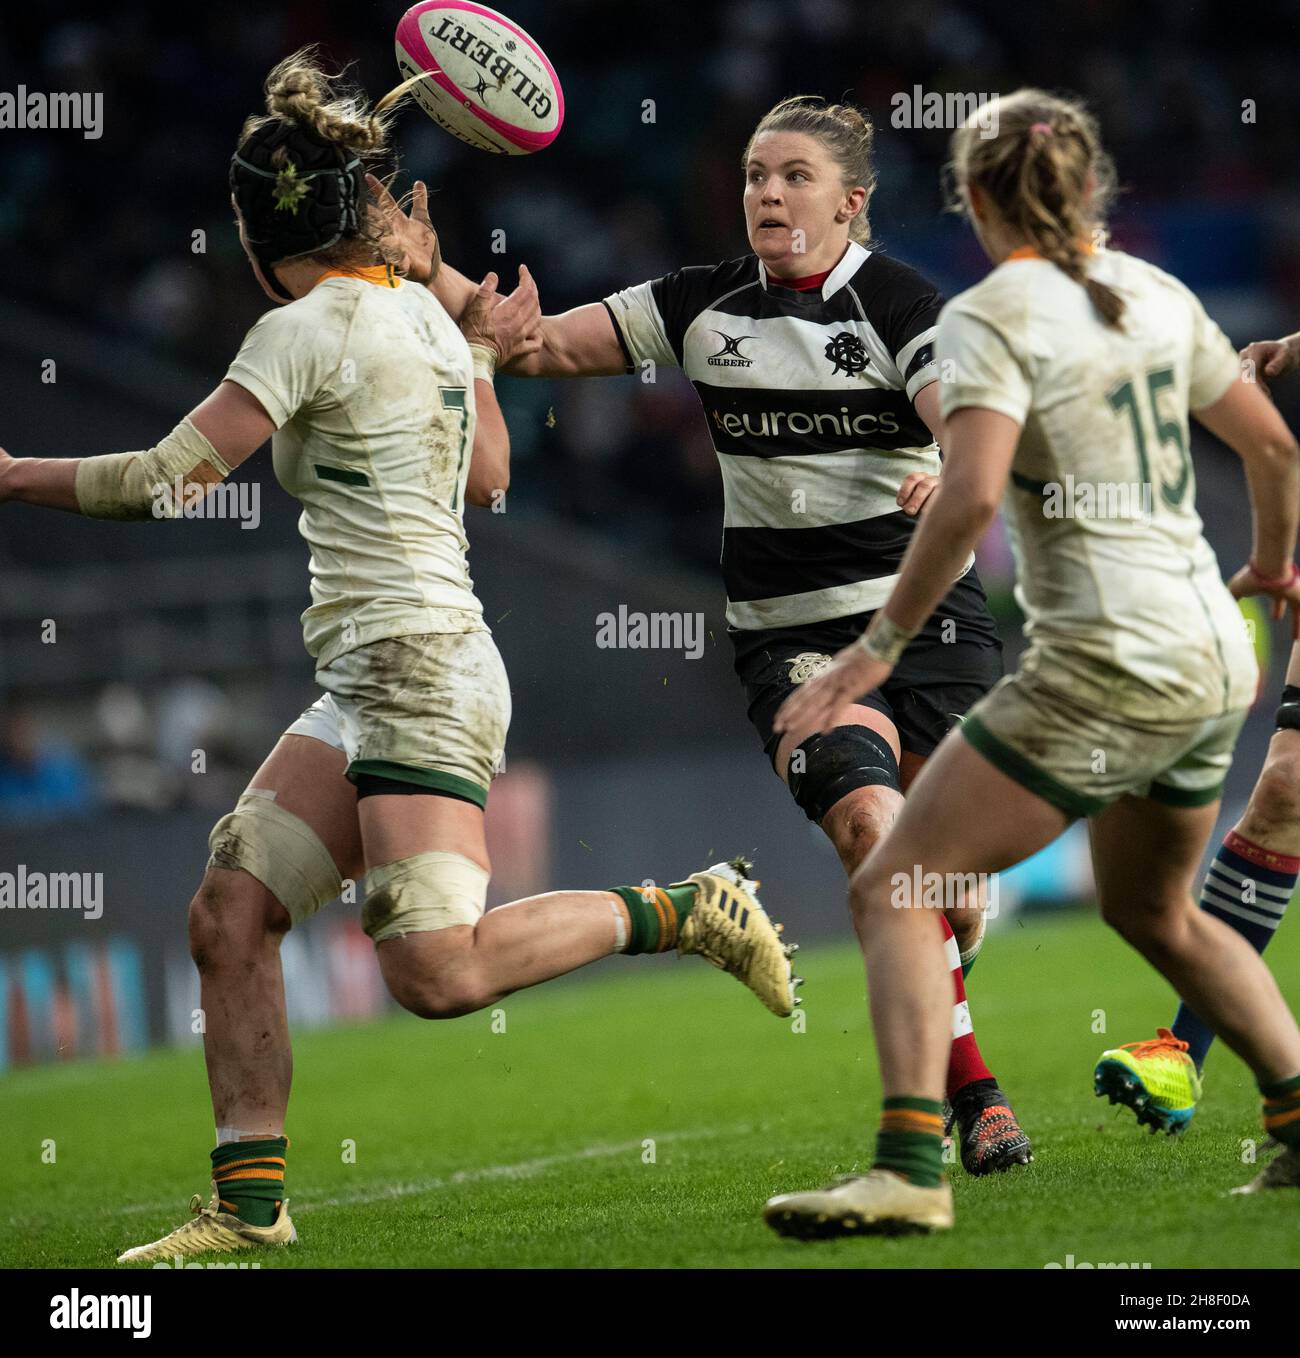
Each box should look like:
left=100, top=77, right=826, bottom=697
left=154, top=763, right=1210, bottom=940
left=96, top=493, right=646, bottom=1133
left=786, top=652, right=833, bottom=684
left=824, top=331, right=869, bottom=376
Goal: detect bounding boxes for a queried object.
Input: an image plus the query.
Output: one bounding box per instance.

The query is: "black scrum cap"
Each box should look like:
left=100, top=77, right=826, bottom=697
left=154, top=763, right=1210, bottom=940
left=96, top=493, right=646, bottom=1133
left=230, top=119, right=365, bottom=300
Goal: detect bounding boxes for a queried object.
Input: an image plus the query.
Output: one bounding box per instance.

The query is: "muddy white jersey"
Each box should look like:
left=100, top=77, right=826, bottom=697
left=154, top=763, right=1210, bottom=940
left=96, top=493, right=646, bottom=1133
left=226, top=269, right=483, bottom=668
left=937, top=247, right=1254, bottom=722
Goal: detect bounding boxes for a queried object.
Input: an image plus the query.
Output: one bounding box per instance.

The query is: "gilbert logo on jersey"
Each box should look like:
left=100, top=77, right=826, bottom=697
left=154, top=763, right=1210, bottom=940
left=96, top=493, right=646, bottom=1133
left=707, top=331, right=758, bottom=367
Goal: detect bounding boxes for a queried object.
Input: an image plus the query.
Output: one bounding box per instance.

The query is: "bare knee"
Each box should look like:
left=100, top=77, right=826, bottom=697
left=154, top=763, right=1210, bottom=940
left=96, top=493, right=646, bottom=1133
left=380, top=937, right=489, bottom=1020
left=188, top=870, right=288, bottom=975
left=387, top=972, right=487, bottom=1021
left=824, top=788, right=900, bottom=876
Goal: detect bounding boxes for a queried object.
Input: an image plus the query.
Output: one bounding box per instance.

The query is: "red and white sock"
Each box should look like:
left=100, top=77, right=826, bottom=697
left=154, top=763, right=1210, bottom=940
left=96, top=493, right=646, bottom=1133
left=941, top=916, right=995, bottom=1099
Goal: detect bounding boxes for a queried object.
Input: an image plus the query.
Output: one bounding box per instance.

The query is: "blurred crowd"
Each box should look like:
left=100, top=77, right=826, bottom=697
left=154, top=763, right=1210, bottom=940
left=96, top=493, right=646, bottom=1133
left=2, top=1, right=1298, bottom=571
left=0, top=681, right=261, bottom=826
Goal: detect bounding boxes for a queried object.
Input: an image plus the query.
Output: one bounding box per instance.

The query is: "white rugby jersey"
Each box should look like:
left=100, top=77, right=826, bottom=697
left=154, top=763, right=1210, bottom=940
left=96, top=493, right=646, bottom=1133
left=604, top=241, right=974, bottom=630
left=226, top=267, right=485, bottom=668
left=938, top=247, right=1256, bottom=722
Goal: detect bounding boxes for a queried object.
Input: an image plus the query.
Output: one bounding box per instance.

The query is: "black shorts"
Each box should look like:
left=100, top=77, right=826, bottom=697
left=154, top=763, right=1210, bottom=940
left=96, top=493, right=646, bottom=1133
left=732, top=567, right=1004, bottom=773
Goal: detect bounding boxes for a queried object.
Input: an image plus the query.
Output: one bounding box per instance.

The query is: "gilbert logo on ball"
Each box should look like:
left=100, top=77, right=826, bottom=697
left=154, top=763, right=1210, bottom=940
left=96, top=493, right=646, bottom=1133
left=395, top=1, right=563, bottom=154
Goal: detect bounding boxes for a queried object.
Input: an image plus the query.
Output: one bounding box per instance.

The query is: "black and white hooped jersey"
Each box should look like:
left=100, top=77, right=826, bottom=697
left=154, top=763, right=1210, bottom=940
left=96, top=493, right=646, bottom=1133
left=603, top=240, right=973, bottom=631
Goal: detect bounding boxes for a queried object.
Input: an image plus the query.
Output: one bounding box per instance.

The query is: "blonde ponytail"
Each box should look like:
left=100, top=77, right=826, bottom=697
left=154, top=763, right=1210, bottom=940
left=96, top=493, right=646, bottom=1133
left=948, top=89, right=1124, bottom=328
left=242, top=46, right=425, bottom=162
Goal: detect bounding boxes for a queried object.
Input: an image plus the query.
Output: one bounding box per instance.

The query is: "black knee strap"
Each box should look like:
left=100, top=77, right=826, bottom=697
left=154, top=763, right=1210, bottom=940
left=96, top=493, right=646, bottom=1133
left=786, top=725, right=901, bottom=823
left=1276, top=685, right=1300, bottom=733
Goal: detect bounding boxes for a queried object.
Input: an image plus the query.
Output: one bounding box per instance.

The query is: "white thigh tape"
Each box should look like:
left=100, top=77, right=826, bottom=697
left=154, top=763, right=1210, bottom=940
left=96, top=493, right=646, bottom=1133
left=362, top=850, right=488, bottom=944
left=207, top=791, right=342, bottom=927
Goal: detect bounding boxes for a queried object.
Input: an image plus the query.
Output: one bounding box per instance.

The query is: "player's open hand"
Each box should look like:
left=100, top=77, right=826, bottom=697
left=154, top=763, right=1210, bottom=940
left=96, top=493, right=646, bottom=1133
left=897, top=472, right=939, bottom=517
left=773, top=642, right=893, bottom=746
left=461, top=265, right=541, bottom=365
left=1240, top=337, right=1300, bottom=398
left=1227, top=560, right=1300, bottom=640
left=367, top=173, right=440, bottom=284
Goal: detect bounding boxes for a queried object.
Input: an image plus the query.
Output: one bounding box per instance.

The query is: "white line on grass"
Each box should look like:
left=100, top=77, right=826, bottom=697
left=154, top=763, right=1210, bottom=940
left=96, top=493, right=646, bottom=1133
left=302, top=1126, right=747, bottom=1213
left=55, top=1124, right=750, bottom=1225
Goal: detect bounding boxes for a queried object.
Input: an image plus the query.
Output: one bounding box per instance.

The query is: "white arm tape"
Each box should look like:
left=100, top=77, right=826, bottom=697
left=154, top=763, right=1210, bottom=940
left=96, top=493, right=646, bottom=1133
left=468, top=343, right=497, bottom=385
left=75, top=417, right=233, bottom=521
left=857, top=611, right=917, bottom=666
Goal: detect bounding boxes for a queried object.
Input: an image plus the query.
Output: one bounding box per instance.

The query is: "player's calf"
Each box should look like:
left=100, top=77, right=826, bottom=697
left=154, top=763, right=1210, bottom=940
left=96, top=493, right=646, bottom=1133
left=1241, top=726, right=1300, bottom=839
left=120, top=874, right=305, bottom=1264
left=849, top=844, right=1032, bottom=1174
left=1159, top=720, right=1300, bottom=1082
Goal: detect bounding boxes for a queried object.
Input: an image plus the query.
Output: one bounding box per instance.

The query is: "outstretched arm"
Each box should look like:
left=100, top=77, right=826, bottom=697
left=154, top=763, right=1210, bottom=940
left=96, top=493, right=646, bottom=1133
left=425, top=261, right=624, bottom=378
left=0, top=382, right=275, bottom=517
left=502, top=303, right=627, bottom=377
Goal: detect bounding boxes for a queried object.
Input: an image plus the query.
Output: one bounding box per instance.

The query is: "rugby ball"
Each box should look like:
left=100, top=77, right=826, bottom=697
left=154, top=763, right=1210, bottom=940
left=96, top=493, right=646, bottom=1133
left=395, top=1, right=563, bottom=154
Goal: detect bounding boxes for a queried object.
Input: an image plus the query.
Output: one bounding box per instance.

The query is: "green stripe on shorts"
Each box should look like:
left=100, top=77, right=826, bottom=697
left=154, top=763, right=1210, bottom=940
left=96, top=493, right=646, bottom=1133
left=346, top=759, right=488, bottom=807
left=961, top=715, right=1105, bottom=819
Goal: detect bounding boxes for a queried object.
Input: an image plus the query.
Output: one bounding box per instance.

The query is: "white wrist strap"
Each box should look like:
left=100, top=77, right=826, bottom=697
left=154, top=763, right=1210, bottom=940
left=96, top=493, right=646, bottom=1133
left=858, top=612, right=917, bottom=666
left=468, top=343, right=497, bottom=385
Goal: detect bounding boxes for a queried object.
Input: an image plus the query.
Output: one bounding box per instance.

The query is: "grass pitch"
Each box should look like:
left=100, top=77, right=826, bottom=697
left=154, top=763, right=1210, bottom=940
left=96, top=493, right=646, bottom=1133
left=4, top=907, right=1298, bottom=1269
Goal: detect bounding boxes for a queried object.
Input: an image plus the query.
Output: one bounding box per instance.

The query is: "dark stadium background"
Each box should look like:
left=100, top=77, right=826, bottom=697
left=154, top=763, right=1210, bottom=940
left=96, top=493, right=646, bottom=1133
left=2, top=0, right=1299, bottom=1060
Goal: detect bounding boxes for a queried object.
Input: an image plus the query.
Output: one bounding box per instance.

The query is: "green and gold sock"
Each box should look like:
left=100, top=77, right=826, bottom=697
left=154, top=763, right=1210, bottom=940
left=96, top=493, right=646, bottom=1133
left=1261, top=1072, right=1300, bottom=1147
left=210, top=1136, right=288, bottom=1226
left=873, top=1097, right=945, bottom=1188
left=611, top=883, right=698, bottom=954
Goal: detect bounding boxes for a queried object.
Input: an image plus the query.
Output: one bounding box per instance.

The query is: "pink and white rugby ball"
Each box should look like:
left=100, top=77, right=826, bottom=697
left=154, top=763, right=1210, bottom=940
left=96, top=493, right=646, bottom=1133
left=395, top=1, right=563, bottom=154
